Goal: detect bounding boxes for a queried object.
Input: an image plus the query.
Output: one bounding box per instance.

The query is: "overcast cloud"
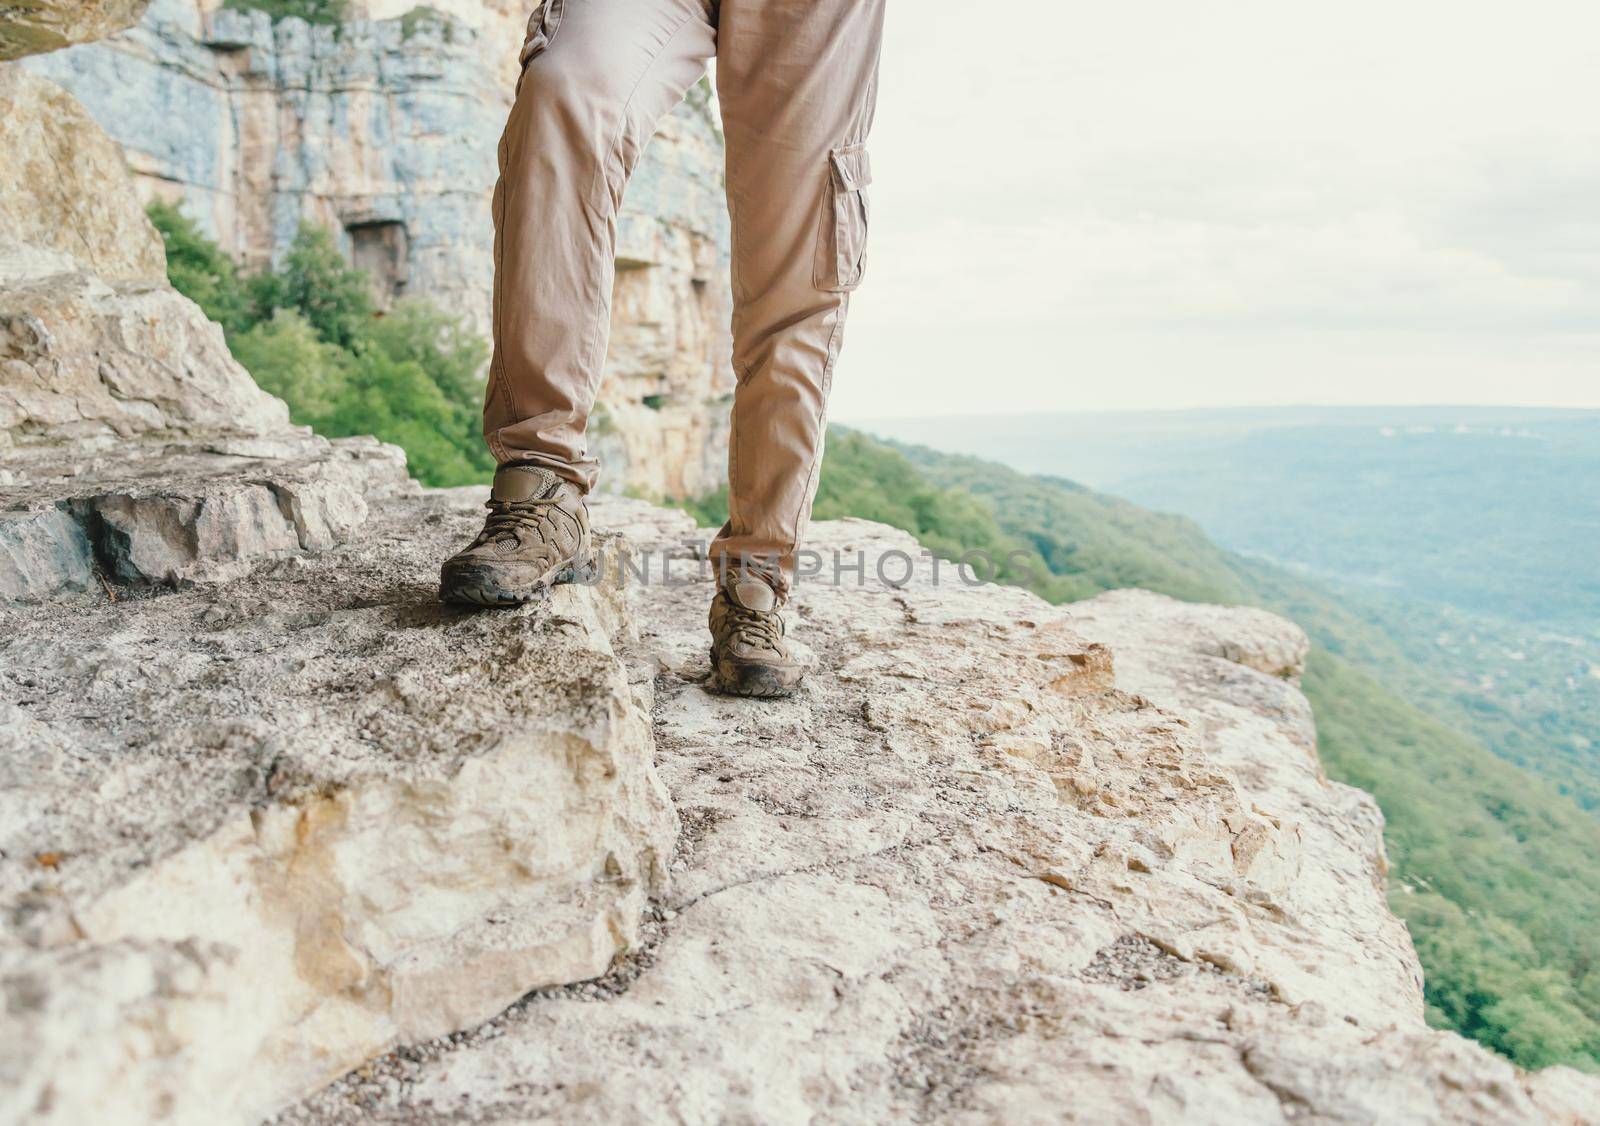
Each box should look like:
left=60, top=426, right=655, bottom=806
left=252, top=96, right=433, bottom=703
left=830, top=0, right=1600, bottom=418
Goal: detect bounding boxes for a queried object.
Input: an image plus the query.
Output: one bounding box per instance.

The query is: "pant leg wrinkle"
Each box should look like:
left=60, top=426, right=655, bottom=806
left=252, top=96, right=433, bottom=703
left=709, top=0, right=887, bottom=592
left=484, top=0, right=714, bottom=486
left=788, top=300, right=846, bottom=564
left=579, top=9, right=706, bottom=396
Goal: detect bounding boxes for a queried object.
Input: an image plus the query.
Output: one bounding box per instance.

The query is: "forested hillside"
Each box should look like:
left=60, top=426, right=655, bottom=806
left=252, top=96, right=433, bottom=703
left=151, top=204, right=494, bottom=486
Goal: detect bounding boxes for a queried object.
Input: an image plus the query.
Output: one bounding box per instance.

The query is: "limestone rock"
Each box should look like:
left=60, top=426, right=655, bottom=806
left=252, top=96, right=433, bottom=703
left=24, top=0, right=737, bottom=499
left=0, top=0, right=150, bottom=60
left=0, top=266, right=290, bottom=446
left=4, top=466, right=1595, bottom=1121
left=1, top=435, right=415, bottom=599
left=0, top=64, right=166, bottom=284
left=0, top=66, right=287, bottom=448
left=0, top=494, right=676, bottom=1125
left=263, top=502, right=1597, bottom=1125
left=1082, top=587, right=1314, bottom=680
left=0, top=66, right=417, bottom=603
left=0, top=506, right=96, bottom=601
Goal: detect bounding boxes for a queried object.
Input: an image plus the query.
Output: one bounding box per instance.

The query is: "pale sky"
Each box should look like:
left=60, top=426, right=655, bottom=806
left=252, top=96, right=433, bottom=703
left=830, top=0, right=1600, bottom=419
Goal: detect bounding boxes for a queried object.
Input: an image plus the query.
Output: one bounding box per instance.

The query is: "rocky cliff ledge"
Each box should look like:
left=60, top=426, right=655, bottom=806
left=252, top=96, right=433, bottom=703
left=6, top=489, right=1599, bottom=1123
left=1, top=61, right=415, bottom=602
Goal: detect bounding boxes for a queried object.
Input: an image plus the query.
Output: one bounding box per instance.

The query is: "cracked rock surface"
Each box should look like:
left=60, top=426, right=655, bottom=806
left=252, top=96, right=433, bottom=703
left=275, top=500, right=1599, bottom=1126
left=0, top=491, right=676, bottom=1125
left=1, top=434, right=415, bottom=600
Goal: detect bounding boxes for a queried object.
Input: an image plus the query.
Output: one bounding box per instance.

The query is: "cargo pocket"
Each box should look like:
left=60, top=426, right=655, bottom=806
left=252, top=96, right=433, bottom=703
left=814, top=143, right=872, bottom=292
left=517, top=0, right=566, bottom=82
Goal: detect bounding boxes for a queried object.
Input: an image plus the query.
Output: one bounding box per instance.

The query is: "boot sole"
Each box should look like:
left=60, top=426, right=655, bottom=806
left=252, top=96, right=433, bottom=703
left=439, top=553, right=596, bottom=608
left=709, top=648, right=804, bottom=699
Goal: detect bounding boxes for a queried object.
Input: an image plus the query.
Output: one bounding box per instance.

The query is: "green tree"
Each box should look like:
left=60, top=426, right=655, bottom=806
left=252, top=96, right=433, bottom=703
left=323, top=346, right=482, bottom=486
left=247, top=224, right=374, bottom=348
left=362, top=301, right=494, bottom=478
left=146, top=201, right=251, bottom=335
left=222, top=0, right=349, bottom=25
left=229, top=307, right=488, bottom=486
left=228, top=309, right=350, bottom=426
left=150, top=206, right=494, bottom=488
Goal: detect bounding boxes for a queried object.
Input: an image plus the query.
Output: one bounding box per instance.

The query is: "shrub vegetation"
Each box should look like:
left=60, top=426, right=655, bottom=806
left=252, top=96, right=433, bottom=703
left=222, top=0, right=350, bottom=26
left=149, top=202, right=492, bottom=486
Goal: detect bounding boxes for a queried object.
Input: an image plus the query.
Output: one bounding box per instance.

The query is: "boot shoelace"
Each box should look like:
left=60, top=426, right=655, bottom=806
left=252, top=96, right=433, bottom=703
left=480, top=496, right=564, bottom=548
left=724, top=599, right=785, bottom=651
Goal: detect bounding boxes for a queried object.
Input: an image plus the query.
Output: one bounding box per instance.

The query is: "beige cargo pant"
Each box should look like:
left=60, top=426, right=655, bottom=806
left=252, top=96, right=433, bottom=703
left=482, top=0, right=885, bottom=596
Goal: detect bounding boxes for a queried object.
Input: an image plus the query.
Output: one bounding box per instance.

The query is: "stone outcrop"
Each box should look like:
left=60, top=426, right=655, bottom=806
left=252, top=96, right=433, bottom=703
left=0, top=0, right=150, bottom=59
left=0, top=269, right=286, bottom=442
left=3, top=38, right=671, bottom=1122
left=23, top=0, right=736, bottom=498
left=0, top=500, right=675, bottom=1125
left=0, top=58, right=269, bottom=438
left=0, top=64, right=166, bottom=284
left=0, top=61, right=415, bottom=603
left=1, top=435, right=413, bottom=599
left=265, top=508, right=1597, bottom=1125
left=7, top=496, right=1597, bottom=1124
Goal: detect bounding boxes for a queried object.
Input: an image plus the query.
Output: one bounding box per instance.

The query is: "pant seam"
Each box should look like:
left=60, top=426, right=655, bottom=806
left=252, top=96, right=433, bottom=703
left=722, top=144, right=746, bottom=547
left=727, top=359, right=747, bottom=552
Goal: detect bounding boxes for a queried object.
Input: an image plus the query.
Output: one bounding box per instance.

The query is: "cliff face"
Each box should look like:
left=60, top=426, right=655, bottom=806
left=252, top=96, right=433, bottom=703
left=22, top=0, right=735, bottom=499
left=0, top=58, right=412, bottom=601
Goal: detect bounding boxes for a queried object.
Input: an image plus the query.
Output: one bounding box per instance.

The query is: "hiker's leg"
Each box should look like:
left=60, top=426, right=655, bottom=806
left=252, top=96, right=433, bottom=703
left=707, top=0, right=887, bottom=596
left=483, top=0, right=717, bottom=490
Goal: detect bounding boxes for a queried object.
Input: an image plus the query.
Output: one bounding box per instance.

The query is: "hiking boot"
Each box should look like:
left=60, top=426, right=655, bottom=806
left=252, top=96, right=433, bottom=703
left=439, top=465, right=593, bottom=606
left=709, top=575, right=804, bottom=698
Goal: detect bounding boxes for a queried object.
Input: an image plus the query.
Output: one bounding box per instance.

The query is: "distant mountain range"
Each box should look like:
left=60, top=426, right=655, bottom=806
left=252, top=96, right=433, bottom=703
left=847, top=406, right=1600, bottom=633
